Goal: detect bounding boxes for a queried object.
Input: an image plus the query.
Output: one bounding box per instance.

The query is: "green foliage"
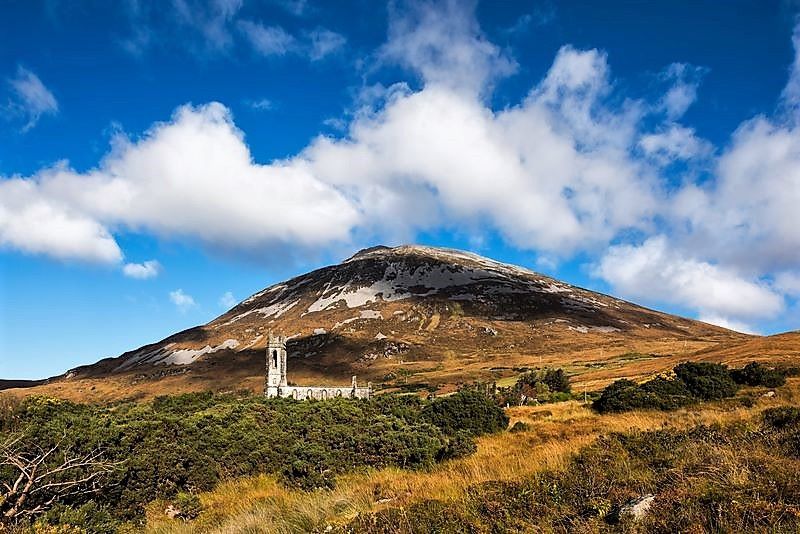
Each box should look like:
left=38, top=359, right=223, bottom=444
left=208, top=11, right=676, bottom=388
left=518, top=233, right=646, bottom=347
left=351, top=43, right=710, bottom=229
left=540, top=368, right=571, bottom=394
left=730, top=362, right=786, bottom=388
left=35, top=502, right=119, bottom=534
left=172, top=493, right=203, bottom=521
left=1, top=391, right=494, bottom=524
left=674, top=362, right=739, bottom=400
left=421, top=389, right=508, bottom=436
left=593, top=379, right=658, bottom=413
left=592, top=361, right=774, bottom=414
left=496, top=368, right=572, bottom=406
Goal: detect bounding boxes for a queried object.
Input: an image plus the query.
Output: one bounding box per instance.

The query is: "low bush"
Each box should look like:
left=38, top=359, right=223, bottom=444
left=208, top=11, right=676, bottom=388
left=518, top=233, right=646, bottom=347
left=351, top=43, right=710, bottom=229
left=591, top=361, right=783, bottom=414
left=731, top=362, right=786, bottom=388
left=34, top=502, right=119, bottom=534
left=674, top=362, right=739, bottom=400
left=421, top=389, right=508, bottom=436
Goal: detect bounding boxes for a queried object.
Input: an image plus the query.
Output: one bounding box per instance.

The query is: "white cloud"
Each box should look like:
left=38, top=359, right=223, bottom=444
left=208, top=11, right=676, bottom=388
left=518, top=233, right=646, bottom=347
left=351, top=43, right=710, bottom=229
left=697, top=314, right=759, bottom=335
left=670, top=115, right=800, bottom=274
left=121, top=0, right=244, bottom=55
left=639, top=124, right=713, bottom=163
left=7, top=66, right=58, bottom=131
left=782, top=20, right=800, bottom=113
left=219, top=291, right=237, bottom=308
left=0, top=102, right=359, bottom=263
left=660, top=63, right=705, bottom=120
left=123, top=259, right=161, bottom=279
left=238, top=20, right=296, bottom=56
left=380, top=0, right=517, bottom=96
left=775, top=271, right=800, bottom=297
left=169, top=288, right=196, bottom=311
left=306, top=43, right=659, bottom=254
left=0, top=175, right=121, bottom=263
left=307, top=28, right=346, bottom=61
left=3, top=3, right=799, bottom=336
left=594, top=236, right=784, bottom=332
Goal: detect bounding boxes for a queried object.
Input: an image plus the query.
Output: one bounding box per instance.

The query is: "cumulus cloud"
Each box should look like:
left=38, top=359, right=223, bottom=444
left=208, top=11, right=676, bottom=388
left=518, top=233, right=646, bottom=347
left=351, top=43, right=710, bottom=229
left=782, top=20, right=800, bottom=113
left=7, top=66, right=58, bottom=131
left=0, top=175, right=121, bottom=263
left=0, top=103, right=359, bottom=264
left=169, top=288, right=196, bottom=311
left=123, top=260, right=161, bottom=279
left=594, top=236, right=784, bottom=332
left=306, top=41, right=660, bottom=254
left=380, top=0, right=517, bottom=96
left=3, top=2, right=799, bottom=333
left=219, top=291, right=237, bottom=308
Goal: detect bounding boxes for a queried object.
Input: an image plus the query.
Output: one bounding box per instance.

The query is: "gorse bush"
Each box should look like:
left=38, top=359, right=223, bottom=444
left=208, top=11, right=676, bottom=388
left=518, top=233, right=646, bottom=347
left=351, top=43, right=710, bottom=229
left=593, top=361, right=787, bottom=413
left=731, top=362, right=786, bottom=388
left=421, top=389, right=508, bottom=436
left=0, top=390, right=500, bottom=525
left=673, top=362, right=739, bottom=400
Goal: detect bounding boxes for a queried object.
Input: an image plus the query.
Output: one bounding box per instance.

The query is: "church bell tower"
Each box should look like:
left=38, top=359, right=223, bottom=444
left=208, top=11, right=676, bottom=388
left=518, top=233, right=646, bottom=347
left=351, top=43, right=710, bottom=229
left=265, top=333, right=287, bottom=397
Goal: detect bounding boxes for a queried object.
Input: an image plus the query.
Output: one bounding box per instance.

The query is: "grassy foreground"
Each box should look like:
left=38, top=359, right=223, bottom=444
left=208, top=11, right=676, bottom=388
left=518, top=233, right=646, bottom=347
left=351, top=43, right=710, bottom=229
left=146, top=379, right=800, bottom=533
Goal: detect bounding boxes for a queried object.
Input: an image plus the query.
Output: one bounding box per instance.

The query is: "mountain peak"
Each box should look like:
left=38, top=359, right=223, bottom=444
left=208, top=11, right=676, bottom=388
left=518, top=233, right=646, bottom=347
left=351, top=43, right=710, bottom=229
left=70, top=244, right=739, bottom=390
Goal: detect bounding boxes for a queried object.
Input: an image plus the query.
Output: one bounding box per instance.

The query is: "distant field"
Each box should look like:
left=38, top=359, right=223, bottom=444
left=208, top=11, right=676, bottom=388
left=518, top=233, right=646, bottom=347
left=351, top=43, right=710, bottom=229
left=7, top=332, right=798, bottom=403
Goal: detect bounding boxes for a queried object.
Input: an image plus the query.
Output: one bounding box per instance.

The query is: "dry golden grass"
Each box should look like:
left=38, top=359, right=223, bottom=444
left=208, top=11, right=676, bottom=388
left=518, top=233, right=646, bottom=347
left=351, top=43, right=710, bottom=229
left=145, top=379, right=800, bottom=534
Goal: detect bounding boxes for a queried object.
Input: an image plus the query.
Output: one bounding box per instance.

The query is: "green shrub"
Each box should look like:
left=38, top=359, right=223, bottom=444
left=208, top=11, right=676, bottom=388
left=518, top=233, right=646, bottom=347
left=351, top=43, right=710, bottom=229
left=2, top=391, right=491, bottom=524
left=541, top=369, right=571, bottom=394
left=592, top=379, right=652, bottom=413
left=439, top=430, right=478, bottom=460
left=674, top=362, right=739, bottom=400
left=35, top=502, right=119, bottom=534
left=172, top=492, right=203, bottom=521
left=422, top=389, right=508, bottom=436
left=593, top=377, right=694, bottom=413
left=731, top=362, right=786, bottom=388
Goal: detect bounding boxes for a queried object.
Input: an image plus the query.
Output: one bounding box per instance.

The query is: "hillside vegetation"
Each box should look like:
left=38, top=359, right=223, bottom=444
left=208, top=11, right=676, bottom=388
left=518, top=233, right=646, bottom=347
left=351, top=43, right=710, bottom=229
left=1, top=360, right=798, bottom=532
left=144, top=367, right=799, bottom=533
left=0, top=390, right=505, bottom=530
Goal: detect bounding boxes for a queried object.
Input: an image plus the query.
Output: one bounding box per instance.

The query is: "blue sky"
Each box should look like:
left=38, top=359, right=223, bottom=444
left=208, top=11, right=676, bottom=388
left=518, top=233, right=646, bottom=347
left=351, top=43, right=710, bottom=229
left=2, top=0, right=800, bottom=379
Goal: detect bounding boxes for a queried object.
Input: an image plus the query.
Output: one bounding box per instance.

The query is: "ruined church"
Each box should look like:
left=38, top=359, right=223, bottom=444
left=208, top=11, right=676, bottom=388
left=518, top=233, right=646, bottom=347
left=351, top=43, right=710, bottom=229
left=264, top=333, right=371, bottom=400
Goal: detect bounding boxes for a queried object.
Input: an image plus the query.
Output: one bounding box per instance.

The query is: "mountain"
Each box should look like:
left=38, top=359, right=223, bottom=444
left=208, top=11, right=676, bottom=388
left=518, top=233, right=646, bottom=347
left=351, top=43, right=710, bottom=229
left=11, top=245, right=756, bottom=400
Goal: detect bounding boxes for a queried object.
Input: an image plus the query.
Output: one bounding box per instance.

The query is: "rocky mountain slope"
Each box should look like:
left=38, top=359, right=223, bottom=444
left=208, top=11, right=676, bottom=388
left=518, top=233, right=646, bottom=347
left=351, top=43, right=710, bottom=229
left=14, top=245, right=756, bottom=400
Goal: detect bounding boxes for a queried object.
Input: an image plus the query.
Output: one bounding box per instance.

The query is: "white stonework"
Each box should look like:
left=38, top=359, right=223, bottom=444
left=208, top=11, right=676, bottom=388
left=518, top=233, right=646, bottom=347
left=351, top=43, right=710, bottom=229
left=264, top=333, right=371, bottom=400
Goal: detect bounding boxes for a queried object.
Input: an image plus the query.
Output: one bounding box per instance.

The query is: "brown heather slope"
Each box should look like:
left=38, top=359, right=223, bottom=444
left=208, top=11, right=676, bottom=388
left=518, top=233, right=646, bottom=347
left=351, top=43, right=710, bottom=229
left=6, top=244, right=780, bottom=403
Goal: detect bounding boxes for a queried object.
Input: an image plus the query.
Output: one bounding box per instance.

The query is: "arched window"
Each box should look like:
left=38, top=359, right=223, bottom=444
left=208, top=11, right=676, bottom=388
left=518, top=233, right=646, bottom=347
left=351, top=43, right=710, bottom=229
left=272, top=350, right=278, bottom=367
